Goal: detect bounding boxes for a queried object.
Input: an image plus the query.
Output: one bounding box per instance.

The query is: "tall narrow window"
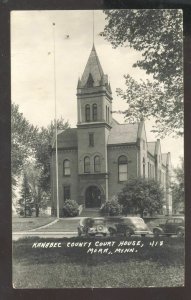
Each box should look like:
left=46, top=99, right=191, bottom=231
left=94, top=155, right=101, bottom=173
left=150, top=164, right=152, bottom=178
left=84, top=156, right=90, bottom=173
left=148, top=162, right=150, bottom=178
left=85, top=104, right=90, bottom=122
left=92, top=104, right=97, bottom=121
left=63, top=186, right=70, bottom=201
left=118, top=155, right=128, bottom=182
left=107, top=107, right=110, bottom=123
left=89, top=133, right=94, bottom=147
left=143, top=157, right=145, bottom=178
left=106, top=105, right=107, bottom=121
left=63, top=159, right=70, bottom=176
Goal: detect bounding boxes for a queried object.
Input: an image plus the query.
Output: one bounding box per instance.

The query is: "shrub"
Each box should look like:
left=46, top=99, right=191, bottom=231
left=62, top=199, right=79, bottom=217
left=101, top=197, right=122, bottom=216
left=118, top=177, right=164, bottom=217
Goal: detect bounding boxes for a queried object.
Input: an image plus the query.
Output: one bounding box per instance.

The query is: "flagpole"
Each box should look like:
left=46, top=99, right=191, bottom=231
left=52, top=22, right=59, bottom=219
left=93, top=10, right=94, bottom=44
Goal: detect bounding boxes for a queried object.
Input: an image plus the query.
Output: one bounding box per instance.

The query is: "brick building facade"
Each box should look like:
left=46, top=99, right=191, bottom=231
left=51, top=45, right=172, bottom=216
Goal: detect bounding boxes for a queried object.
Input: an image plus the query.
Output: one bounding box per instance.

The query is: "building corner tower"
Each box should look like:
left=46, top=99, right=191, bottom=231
left=76, top=44, right=112, bottom=208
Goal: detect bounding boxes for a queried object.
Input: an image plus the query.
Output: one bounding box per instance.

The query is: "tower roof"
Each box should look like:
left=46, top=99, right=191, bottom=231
left=80, top=44, right=104, bottom=87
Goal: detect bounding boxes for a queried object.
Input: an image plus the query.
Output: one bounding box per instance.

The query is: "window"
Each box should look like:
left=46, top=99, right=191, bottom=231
left=158, top=170, right=161, bottom=182
left=92, top=104, right=97, bottom=121
left=86, top=73, right=94, bottom=87
left=63, top=186, right=70, bottom=201
left=150, top=164, right=153, bottom=178
left=85, top=104, right=90, bottom=122
left=94, top=155, right=101, bottom=172
left=108, top=107, right=110, bottom=123
left=63, top=159, right=70, bottom=176
left=166, top=219, right=174, bottom=224
left=143, top=140, right=145, bottom=150
left=89, top=133, right=94, bottom=147
left=174, top=218, right=183, bottom=224
left=118, top=155, right=128, bottom=182
left=148, top=162, right=150, bottom=178
left=106, top=105, right=107, bottom=121
left=84, top=156, right=90, bottom=173
left=143, top=157, right=145, bottom=178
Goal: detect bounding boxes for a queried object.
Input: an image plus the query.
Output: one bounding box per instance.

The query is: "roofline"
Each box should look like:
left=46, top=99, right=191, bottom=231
left=52, top=146, right=78, bottom=151
left=107, top=142, right=137, bottom=147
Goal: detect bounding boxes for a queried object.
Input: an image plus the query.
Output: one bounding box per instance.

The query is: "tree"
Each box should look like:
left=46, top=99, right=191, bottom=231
left=118, top=177, right=164, bottom=217
left=102, top=9, right=183, bottom=136
left=26, top=162, right=49, bottom=217
left=17, top=172, right=33, bottom=217
left=101, top=197, right=122, bottom=216
left=11, top=103, right=38, bottom=186
left=171, top=158, right=184, bottom=213
left=34, top=118, right=70, bottom=194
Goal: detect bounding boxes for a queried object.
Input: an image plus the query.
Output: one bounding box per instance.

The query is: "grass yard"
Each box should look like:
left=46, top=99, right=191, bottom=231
left=12, top=236, right=184, bottom=288
left=12, top=216, right=56, bottom=232
left=35, top=218, right=79, bottom=232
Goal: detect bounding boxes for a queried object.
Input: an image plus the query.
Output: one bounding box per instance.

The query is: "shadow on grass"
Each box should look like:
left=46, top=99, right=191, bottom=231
left=12, top=236, right=184, bottom=268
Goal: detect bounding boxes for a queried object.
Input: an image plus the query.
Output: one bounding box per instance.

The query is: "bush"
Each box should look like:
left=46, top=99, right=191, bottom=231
left=62, top=200, right=79, bottom=217
left=101, top=197, right=122, bottom=216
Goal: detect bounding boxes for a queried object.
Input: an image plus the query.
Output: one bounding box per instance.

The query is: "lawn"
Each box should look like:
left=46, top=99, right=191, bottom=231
left=35, top=218, right=79, bottom=232
left=12, top=236, right=184, bottom=288
left=12, top=216, right=56, bottom=232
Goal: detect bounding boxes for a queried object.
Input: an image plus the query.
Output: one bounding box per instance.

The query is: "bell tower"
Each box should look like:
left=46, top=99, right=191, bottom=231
left=77, top=44, right=112, bottom=125
left=76, top=44, right=112, bottom=205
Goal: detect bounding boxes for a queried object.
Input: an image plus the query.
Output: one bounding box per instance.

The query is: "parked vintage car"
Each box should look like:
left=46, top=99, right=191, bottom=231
left=106, top=216, right=151, bottom=237
left=153, top=216, right=185, bottom=237
left=77, top=217, right=109, bottom=237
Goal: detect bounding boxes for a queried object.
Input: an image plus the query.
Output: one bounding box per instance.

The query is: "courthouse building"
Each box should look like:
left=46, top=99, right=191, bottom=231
left=51, top=45, right=172, bottom=216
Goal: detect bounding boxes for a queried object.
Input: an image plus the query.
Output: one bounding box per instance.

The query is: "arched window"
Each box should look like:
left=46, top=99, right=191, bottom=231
left=84, top=156, right=90, bottom=173
left=85, top=104, right=90, bottom=122
left=118, top=155, right=128, bottom=182
left=143, top=157, right=145, bottom=178
left=94, top=155, right=101, bottom=173
left=63, top=159, right=70, bottom=176
left=92, top=104, right=97, bottom=121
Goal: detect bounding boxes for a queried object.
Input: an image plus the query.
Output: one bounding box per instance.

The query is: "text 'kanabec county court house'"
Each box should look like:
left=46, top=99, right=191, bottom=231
left=51, top=44, right=172, bottom=217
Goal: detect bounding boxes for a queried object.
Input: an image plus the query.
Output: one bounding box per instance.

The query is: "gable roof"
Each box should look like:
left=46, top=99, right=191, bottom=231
left=147, top=142, right=156, bottom=156
left=80, top=44, right=104, bottom=87
left=108, top=120, right=139, bottom=145
left=52, top=128, right=78, bottom=149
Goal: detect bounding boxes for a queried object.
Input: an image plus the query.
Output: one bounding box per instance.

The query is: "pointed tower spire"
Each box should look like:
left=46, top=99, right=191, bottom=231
left=80, top=45, right=104, bottom=87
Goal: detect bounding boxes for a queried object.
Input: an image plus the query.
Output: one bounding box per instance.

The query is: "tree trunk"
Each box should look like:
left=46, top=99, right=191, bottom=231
left=35, top=204, right=39, bottom=217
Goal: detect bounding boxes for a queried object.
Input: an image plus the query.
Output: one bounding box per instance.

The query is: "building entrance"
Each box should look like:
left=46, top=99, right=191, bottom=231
left=85, top=186, right=102, bottom=208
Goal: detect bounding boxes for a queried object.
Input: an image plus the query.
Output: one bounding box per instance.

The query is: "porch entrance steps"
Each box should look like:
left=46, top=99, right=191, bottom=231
left=79, top=208, right=102, bottom=218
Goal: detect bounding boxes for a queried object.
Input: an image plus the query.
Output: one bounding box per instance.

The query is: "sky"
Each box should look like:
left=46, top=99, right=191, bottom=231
left=11, top=10, right=183, bottom=168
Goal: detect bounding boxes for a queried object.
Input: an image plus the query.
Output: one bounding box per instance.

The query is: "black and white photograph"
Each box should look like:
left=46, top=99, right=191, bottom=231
left=11, top=9, right=184, bottom=288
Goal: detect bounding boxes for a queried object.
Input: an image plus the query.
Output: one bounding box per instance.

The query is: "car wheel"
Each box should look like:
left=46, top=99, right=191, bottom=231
left=125, top=229, right=132, bottom=237
left=109, top=228, right=115, bottom=236
left=153, top=229, right=160, bottom=238
left=177, top=229, right=184, bottom=237
left=141, top=234, right=146, bottom=237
